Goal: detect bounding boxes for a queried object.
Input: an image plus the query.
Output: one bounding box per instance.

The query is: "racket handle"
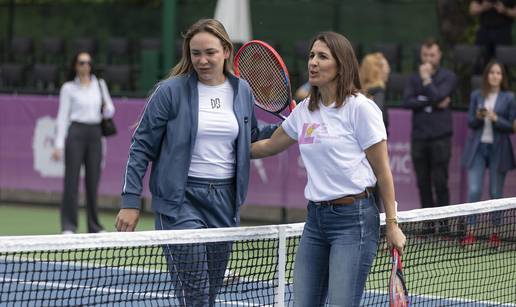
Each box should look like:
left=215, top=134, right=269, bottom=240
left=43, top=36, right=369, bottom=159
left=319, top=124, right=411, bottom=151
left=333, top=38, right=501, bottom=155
left=391, top=248, right=403, bottom=270
left=289, top=100, right=297, bottom=112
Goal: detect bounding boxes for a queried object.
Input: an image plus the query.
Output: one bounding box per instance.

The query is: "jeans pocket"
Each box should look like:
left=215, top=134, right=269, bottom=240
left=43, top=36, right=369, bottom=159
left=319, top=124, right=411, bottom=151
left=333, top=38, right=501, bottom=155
left=329, top=202, right=359, bottom=217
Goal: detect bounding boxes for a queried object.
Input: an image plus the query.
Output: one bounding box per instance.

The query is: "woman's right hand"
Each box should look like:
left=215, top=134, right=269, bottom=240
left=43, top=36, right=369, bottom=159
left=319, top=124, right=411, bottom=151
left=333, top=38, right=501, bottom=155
left=115, top=209, right=140, bottom=232
left=51, top=148, right=63, bottom=161
left=386, top=224, right=406, bottom=255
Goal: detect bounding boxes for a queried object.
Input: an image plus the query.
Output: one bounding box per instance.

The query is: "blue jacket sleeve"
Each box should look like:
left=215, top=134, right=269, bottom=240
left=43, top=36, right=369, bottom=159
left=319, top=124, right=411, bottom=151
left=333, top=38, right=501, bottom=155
left=121, top=84, right=173, bottom=209
left=468, top=90, right=484, bottom=130
left=493, top=92, right=516, bottom=133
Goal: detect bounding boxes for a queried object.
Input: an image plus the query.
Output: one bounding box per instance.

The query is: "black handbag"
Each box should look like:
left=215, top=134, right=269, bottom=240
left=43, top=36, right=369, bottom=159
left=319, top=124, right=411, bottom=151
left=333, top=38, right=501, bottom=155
left=98, top=79, right=117, bottom=137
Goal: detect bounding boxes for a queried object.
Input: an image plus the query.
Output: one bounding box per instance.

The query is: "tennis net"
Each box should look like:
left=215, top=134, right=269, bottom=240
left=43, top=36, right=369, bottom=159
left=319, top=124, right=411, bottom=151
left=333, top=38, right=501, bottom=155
left=0, top=198, right=515, bottom=306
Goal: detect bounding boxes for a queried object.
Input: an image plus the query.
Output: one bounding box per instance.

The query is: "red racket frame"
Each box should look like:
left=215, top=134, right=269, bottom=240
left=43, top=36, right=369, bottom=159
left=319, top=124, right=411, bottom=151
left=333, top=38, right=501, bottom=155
left=234, top=40, right=296, bottom=119
left=390, top=248, right=410, bottom=307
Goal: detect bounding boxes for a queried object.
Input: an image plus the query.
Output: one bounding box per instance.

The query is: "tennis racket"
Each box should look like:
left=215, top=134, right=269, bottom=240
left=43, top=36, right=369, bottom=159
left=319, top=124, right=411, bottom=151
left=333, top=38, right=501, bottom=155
left=234, top=40, right=296, bottom=120
left=389, top=248, right=410, bottom=307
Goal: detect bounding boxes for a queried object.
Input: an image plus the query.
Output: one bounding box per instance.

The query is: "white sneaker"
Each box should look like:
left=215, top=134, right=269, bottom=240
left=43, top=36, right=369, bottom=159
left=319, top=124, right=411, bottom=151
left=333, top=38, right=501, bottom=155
left=62, top=230, right=74, bottom=235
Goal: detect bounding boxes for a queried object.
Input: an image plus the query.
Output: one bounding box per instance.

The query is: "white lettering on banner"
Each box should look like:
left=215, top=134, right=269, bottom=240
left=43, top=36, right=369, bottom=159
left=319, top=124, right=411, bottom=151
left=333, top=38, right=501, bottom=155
left=32, top=116, right=105, bottom=178
left=390, top=154, right=411, bottom=174
left=388, top=141, right=414, bottom=184
left=33, top=116, right=64, bottom=178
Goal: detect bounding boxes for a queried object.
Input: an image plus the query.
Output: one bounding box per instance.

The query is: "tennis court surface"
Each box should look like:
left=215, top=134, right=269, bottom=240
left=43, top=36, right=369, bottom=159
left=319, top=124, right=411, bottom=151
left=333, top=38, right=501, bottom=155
left=1, top=198, right=515, bottom=306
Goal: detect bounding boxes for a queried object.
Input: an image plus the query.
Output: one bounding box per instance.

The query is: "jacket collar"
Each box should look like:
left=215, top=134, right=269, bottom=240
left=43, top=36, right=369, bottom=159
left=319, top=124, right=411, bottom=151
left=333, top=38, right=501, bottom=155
left=186, top=71, right=240, bottom=94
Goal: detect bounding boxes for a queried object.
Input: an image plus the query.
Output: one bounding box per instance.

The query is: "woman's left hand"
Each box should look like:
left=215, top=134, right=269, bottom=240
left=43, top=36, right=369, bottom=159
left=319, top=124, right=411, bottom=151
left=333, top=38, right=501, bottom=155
left=386, top=224, right=406, bottom=255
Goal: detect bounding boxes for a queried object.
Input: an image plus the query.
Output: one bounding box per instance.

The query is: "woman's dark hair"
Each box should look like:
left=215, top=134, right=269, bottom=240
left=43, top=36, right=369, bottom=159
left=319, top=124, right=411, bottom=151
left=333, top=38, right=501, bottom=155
left=481, top=60, right=509, bottom=97
left=66, top=51, right=94, bottom=81
left=307, top=31, right=361, bottom=111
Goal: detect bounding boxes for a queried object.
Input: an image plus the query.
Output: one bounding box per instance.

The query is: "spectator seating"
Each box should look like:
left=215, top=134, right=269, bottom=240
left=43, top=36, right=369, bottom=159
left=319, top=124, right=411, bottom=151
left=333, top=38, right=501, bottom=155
left=495, top=45, right=516, bottom=87
left=0, top=36, right=511, bottom=99
left=0, top=40, right=5, bottom=61
left=71, top=38, right=97, bottom=57
left=372, top=42, right=402, bottom=72
left=40, top=37, right=65, bottom=65
left=8, top=37, right=34, bottom=64
left=471, top=75, right=482, bottom=91
left=30, top=63, right=59, bottom=92
left=106, top=37, right=131, bottom=64
left=352, top=42, right=363, bottom=62
left=495, top=45, right=516, bottom=66
left=0, top=63, right=26, bottom=89
left=140, top=38, right=161, bottom=51
left=453, top=44, right=485, bottom=106
left=293, top=40, right=310, bottom=89
left=386, top=72, right=410, bottom=104
left=453, top=44, right=484, bottom=70
left=102, top=64, right=133, bottom=93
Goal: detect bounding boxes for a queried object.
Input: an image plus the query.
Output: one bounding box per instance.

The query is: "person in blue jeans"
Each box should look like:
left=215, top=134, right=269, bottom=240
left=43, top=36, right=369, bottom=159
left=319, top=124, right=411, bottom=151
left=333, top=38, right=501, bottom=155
left=461, top=60, right=516, bottom=247
left=115, top=19, right=275, bottom=306
left=251, top=32, right=406, bottom=307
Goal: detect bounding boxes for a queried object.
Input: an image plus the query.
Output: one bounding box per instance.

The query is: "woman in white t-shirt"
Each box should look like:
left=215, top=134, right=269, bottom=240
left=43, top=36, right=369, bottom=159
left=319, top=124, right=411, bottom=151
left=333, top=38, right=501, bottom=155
left=251, top=32, right=406, bottom=306
left=461, top=60, right=516, bottom=247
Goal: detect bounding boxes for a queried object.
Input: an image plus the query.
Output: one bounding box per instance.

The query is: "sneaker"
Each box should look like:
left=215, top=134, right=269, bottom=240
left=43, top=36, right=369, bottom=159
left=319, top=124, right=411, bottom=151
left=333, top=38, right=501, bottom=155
left=488, top=233, right=501, bottom=249
left=62, top=230, right=74, bottom=235
left=460, top=234, right=476, bottom=246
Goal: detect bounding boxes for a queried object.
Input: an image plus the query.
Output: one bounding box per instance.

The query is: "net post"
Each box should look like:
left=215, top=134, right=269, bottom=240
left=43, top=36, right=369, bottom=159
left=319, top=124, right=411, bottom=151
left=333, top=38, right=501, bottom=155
left=276, top=226, right=286, bottom=307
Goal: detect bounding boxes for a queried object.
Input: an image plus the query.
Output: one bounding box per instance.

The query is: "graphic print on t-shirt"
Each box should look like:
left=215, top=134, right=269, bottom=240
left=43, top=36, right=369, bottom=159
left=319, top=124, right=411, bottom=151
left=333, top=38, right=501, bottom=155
left=210, top=98, right=221, bottom=109
left=299, top=122, right=340, bottom=144
left=299, top=123, right=320, bottom=144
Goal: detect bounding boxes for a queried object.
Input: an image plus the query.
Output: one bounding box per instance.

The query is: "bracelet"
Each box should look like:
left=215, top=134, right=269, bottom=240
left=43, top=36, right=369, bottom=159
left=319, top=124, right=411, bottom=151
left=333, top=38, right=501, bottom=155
left=385, top=217, right=398, bottom=225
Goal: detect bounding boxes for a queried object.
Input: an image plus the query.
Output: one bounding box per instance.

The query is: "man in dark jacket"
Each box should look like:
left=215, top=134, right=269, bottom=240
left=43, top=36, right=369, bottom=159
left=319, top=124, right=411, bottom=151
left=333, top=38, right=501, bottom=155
left=470, top=0, right=516, bottom=64
left=403, top=38, right=457, bottom=225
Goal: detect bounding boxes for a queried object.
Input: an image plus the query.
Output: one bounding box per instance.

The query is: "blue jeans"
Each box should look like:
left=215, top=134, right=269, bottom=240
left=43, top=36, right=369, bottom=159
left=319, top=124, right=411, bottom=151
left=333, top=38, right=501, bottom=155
left=156, top=177, right=235, bottom=307
left=294, top=195, right=380, bottom=307
left=467, top=143, right=506, bottom=225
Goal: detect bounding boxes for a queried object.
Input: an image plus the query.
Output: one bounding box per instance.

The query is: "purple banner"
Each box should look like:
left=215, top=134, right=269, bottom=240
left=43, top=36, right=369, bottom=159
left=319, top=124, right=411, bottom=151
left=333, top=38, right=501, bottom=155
left=0, top=94, right=148, bottom=197
left=1, top=94, right=515, bottom=211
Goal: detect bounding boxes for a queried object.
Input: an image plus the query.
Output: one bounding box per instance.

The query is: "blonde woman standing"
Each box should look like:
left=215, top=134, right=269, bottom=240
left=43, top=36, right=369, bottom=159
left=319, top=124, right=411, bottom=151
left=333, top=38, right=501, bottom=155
left=360, top=52, right=391, bottom=132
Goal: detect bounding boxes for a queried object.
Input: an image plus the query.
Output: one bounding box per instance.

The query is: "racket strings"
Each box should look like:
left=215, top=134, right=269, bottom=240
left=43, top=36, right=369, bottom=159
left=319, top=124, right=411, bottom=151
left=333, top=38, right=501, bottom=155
left=237, top=44, right=291, bottom=113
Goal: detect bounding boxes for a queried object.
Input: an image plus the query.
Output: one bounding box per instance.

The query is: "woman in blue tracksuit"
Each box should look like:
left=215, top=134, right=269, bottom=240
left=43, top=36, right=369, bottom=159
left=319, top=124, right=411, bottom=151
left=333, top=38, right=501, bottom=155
left=115, top=19, right=275, bottom=306
left=461, top=60, right=516, bottom=247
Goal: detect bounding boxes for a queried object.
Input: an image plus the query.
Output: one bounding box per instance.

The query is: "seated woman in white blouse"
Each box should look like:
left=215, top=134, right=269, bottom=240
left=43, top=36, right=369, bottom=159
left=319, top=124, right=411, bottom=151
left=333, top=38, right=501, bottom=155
left=52, top=51, right=115, bottom=234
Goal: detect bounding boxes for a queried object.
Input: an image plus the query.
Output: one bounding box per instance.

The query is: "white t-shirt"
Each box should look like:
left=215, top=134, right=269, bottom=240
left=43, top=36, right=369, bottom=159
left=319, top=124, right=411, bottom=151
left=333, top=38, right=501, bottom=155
left=481, top=92, right=498, bottom=144
left=189, top=80, right=239, bottom=179
left=282, top=93, right=387, bottom=202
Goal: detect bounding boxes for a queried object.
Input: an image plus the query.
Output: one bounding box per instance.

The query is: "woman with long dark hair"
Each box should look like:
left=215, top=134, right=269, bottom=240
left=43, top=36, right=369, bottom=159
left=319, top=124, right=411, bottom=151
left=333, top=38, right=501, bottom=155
left=52, top=51, right=115, bottom=234
left=461, top=60, right=516, bottom=247
left=251, top=32, right=406, bottom=306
